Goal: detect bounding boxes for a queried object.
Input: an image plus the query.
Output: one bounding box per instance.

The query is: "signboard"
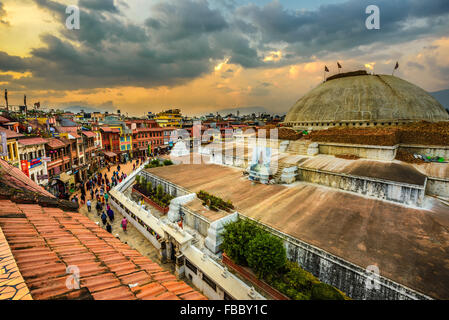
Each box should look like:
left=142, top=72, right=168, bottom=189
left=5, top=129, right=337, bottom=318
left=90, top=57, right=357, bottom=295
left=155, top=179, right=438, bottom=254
left=29, top=158, right=42, bottom=169
left=20, top=160, right=30, bottom=177
left=42, top=157, right=51, bottom=162
left=37, top=174, right=49, bottom=181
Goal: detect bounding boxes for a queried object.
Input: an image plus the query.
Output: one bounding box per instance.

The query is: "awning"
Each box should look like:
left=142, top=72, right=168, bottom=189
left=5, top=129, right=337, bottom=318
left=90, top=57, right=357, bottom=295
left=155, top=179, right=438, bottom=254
left=103, top=151, right=117, bottom=157
left=59, top=172, right=74, bottom=184
left=82, top=131, right=96, bottom=138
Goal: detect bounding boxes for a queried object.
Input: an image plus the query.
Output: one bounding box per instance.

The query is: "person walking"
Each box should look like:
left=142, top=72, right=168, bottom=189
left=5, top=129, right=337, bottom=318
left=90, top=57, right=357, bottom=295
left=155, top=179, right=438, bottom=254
left=86, top=199, right=92, bottom=212
left=121, top=218, right=128, bottom=232
left=107, top=207, right=114, bottom=222
left=95, top=201, right=102, bottom=215
left=106, top=223, right=112, bottom=234
left=104, top=193, right=109, bottom=204
left=101, top=212, right=107, bottom=225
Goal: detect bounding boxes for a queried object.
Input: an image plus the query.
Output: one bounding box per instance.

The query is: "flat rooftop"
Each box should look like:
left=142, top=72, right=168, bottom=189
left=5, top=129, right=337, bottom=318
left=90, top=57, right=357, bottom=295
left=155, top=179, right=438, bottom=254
left=146, top=163, right=449, bottom=299
left=297, top=155, right=428, bottom=186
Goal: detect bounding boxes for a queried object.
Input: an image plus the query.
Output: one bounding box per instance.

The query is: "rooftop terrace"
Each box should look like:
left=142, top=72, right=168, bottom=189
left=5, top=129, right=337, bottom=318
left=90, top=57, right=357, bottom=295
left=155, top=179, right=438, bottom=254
left=146, top=163, right=449, bottom=299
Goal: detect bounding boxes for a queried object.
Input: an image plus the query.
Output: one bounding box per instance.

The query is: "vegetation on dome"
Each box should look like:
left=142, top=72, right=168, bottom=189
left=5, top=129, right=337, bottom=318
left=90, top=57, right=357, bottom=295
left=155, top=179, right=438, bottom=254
left=197, top=190, right=234, bottom=212
left=257, top=125, right=302, bottom=140
left=221, top=218, right=349, bottom=300
left=326, top=70, right=368, bottom=82
left=310, top=121, right=449, bottom=146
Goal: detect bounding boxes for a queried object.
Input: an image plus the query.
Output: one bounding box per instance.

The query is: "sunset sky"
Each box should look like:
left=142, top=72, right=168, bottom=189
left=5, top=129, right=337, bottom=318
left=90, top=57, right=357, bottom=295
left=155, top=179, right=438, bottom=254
left=0, top=0, right=448, bottom=116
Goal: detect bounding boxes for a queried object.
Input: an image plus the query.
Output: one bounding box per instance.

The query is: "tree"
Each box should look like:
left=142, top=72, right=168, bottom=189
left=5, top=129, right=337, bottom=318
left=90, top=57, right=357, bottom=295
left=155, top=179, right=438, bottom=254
left=146, top=181, right=152, bottom=194
left=247, top=232, right=287, bottom=279
left=156, top=185, right=164, bottom=199
left=135, top=175, right=141, bottom=186
left=221, top=219, right=262, bottom=266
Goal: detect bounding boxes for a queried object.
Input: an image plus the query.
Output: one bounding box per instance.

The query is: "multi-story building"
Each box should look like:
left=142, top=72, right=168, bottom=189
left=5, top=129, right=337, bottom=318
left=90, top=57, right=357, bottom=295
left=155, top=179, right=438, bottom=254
left=0, top=127, right=23, bottom=167
left=132, top=127, right=167, bottom=157
left=155, top=109, right=183, bottom=128
left=18, top=137, right=49, bottom=186
left=45, top=138, right=74, bottom=197
left=81, top=130, right=99, bottom=174
left=100, top=127, right=121, bottom=162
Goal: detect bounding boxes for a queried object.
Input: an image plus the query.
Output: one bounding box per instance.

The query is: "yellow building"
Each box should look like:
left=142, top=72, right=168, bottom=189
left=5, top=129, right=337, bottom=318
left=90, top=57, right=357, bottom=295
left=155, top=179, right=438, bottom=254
left=155, top=109, right=183, bottom=128
left=0, top=128, right=24, bottom=167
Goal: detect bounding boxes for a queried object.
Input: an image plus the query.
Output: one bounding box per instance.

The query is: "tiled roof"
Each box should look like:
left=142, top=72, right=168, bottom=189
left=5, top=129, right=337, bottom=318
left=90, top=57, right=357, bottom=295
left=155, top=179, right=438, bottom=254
left=18, top=137, right=49, bottom=146
left=0, top=227, right=32, bottom=300
left=0, top=201, right=206, bottom=300
left=0, top=127, right=24, bottom=139
left=46, top=138, right=67, bottom=149
left=0, top=158, right=54, bottom=198
left=0, top=116, right=10, bottom=123
left=82, top=131, right=96, bottom=138
left=101, top=127, right=120, bottom=133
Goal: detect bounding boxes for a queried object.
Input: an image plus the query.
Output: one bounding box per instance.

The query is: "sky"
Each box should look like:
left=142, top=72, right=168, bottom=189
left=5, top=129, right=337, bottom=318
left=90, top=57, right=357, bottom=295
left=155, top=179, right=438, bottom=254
left=0, top=0, right=448, bottom=116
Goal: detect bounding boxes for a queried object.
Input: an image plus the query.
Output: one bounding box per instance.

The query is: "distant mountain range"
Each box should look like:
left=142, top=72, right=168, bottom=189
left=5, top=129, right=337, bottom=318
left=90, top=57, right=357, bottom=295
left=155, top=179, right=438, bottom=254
left=208, top=106, right=286, bottom=117
left=63, top=105, right=106, bottom=114
left=430, top=89, right=449, bottom=112
left=60, top=90, right=448, bottom=117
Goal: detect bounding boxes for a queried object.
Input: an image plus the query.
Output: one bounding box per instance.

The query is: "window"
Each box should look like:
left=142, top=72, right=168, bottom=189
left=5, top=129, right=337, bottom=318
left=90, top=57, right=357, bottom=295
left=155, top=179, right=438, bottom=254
left=224, top=292, right=234, bottom=300
left=202, top=274, right=217, bottom=291
left=185, top=259, right=197, bottom=274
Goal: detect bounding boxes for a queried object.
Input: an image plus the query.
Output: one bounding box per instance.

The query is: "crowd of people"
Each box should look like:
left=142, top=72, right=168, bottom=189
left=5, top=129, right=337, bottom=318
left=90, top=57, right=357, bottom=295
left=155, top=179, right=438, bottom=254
left=70, top=156, right=146, bottom=234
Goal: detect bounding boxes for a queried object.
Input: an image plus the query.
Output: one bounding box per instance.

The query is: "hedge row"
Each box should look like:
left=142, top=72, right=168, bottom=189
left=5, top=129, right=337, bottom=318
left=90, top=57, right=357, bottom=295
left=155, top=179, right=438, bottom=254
left=221, top=218, right=349, bottom=300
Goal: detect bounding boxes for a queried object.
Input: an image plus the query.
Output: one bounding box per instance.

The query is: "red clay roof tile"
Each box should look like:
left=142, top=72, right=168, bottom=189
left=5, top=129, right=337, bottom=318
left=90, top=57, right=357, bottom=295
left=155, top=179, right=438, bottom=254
left=0, top=199, right=206, bottom=300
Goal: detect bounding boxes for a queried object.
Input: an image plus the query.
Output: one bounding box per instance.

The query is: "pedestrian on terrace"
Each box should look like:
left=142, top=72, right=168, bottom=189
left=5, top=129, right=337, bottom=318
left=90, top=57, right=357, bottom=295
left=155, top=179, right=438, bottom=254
left=121, top=218, right=128, bottom=232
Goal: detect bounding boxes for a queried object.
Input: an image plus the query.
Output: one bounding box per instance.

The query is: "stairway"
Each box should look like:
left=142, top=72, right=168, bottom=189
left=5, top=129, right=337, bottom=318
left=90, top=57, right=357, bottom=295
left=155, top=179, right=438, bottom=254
left=271, top=160, right=291, bottom=182
left=286, top=140, right=311, bottom=155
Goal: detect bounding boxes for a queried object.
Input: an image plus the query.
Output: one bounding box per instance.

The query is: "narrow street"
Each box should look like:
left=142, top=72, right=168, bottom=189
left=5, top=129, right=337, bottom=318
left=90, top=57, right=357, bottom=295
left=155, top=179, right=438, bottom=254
left=77, top=160, right=175, bottom=273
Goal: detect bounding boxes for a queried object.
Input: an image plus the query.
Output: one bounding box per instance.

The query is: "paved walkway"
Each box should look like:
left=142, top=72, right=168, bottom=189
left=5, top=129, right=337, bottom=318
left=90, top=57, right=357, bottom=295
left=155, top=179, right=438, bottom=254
left=77, top=160, right=175, bottom=273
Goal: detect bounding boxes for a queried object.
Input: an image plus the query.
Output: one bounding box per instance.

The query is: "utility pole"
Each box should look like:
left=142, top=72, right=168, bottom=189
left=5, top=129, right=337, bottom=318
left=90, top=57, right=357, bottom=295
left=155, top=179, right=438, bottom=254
left=4, top=89, right=8, bottom=111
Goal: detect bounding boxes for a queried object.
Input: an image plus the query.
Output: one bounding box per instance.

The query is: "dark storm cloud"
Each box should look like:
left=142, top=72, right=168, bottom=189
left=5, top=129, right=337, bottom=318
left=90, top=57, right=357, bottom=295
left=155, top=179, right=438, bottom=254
left=1, top=0, right=448, bottom=91
left=0, top=1, right=9, bottom=25
left=236, top=0, right=449, bottom=60
left=145, top=0, right=228, bottom=40
left=34, top=0, right=147, bottom=48
left=78, top=0, right=119, bottom=13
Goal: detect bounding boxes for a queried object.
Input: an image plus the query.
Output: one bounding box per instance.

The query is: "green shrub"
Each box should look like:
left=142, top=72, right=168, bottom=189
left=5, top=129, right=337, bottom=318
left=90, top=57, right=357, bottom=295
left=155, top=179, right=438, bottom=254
left=221, top=218, right=262, bottom=266
left=156, top=185, right=164, bottom=199
left=197, top=190, right=234, bottom=212
left=311, top=283, right=346, bottom=300
left=163, top=159, right=173, bottom=166
left=135, top=175, right=141, bottom=186
left=247, top=232, right=287, bottom=279
left=146, top=181, right=152, bottom=194
left=219, top=219, right=349, bottom=300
